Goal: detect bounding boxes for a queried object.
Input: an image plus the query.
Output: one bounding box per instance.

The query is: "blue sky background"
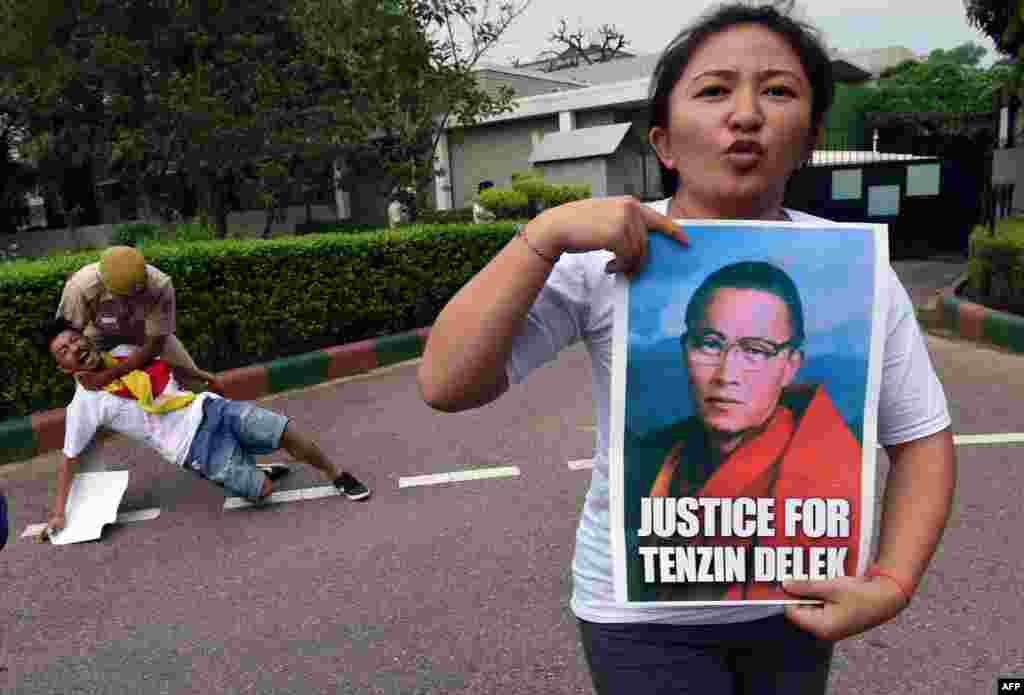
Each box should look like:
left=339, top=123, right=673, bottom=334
left=624, top=223, right=879, bottom=438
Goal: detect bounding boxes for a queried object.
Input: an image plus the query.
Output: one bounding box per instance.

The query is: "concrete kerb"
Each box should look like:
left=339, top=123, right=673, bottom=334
left=0, top=326, right=432, bottom=468
left=922, top=273, right=1024, bottom=354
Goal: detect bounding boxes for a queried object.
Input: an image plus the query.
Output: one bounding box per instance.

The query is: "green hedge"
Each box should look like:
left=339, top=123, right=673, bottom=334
left=294, top=220, right=382, bottom=235
left=110, top=220, right=218, bottom=246
left=479, top=188, right=530, bottom=219
left=542, top=183, right=591, bottom=208
left=0, top=222, right=519, bottom=419
left=967, top=219, right=1024, bottom=314
left=416, top=207, right=474, bottom=225
left=110, top=222, right=162, bottom=246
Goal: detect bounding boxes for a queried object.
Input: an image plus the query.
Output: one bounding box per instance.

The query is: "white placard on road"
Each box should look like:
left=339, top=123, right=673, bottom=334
left=33, top=471, right=131, bottom=545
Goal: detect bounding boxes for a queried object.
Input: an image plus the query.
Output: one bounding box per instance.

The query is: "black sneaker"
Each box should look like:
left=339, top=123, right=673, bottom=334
left=256, top=463, right=292, bottom=482
left=333, top=472, right=371, bottom=501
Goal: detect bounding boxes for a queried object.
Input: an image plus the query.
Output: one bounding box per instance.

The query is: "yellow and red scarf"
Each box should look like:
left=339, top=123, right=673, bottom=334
left=100, top=353, right=196, bottom=414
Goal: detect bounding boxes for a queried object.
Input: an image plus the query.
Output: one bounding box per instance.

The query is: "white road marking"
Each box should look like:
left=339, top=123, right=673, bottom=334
left=223, top=485, right=341, bottom=510
left=568, top=459, right=594, bottom=470
left=21, top=507, right=161, bottom=539
left=953, top=433, right=1024, bottom=446
left=561, top=434, right=1024, bottom=474
left=399, top=466, right=521, bottom=488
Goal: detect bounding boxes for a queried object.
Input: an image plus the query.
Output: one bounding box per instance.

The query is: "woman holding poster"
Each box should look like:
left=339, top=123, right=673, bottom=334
left=418, top=2, right=956, bottom=693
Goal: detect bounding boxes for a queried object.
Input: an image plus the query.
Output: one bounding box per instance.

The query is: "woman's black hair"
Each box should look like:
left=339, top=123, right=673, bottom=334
left=648, top=1, right=834, bottom=197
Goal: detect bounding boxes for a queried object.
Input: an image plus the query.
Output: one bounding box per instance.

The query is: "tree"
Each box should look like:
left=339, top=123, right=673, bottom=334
left=0, top=0, right=527, bottom=234
left=0, top=113, right=36, bottom=234
left=297, top=0, right=530, bottom=219
left=534, top=18, right=629, bottom=71
left=0, top=0, right=315, bottom=238
left=861, top=58, right=1005, bottom=114
left=928, top=41, right=988, bottom=67
left=965, top=0, right=1024, bottom=57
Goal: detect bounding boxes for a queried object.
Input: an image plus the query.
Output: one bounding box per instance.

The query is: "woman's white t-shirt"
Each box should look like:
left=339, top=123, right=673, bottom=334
left=505, top=200, right=952, bottom=625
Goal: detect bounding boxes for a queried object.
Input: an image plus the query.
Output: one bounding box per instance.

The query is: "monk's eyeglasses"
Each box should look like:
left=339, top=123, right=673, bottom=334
left=681, top=331, right=799, bottom=371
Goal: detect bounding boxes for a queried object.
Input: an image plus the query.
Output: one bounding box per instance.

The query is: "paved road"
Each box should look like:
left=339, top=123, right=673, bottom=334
left=6, top=257, right=1022, bottom=694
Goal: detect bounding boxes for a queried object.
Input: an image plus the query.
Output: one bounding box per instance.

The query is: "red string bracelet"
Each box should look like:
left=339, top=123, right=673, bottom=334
left=867, top=564, right=913, bottom=605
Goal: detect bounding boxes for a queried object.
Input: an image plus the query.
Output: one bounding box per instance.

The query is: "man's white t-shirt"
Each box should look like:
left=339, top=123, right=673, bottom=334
left=63, top=346, right=218, bottom=467
left=505, top=200, right=952, bottom=625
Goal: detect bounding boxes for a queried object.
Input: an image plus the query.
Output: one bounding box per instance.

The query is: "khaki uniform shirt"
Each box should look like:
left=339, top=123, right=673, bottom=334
left=58, top=262, right=176, bottom=349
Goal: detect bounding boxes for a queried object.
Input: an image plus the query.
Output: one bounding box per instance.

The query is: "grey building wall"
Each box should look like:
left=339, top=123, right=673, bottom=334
left=476, top=70, right=583, bottom=98
left=444, top=104, right=668, bottom=210
left=449, top=115, right=559, bottom=207
left=534, top=158, right=609, bottom=197
left=606, top=148, right=646, bottom=198
left=576, top=109, right=617, bottom=129
left=609, top=108, right=665, bottom=199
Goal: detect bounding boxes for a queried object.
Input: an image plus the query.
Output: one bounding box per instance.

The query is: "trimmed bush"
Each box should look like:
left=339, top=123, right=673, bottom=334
left=416, top=207, right=475, bottom=225
left=479, top=177, right=591, bottom=220
left=110, top=222, right=161, bottom=247
left=479, top=188, right=530, bottom=219
left=166, top=221, right=215, bottom=243
left=966, top=219, right=1024, bottom=313
left=542, top=183, right=591, bottom=208
left=295, top=220, right=382, bottom=235
left=511, top=175, right=548, bottom=206
left=0, top=222, right=519, bottom=418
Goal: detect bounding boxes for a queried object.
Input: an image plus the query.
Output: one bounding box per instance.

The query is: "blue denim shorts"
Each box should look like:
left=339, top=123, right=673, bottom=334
left=185, top=398, right=290, bottom=501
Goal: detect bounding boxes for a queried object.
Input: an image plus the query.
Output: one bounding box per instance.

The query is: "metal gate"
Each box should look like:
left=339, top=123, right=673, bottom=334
left=784, top=111, right=998, bottom=259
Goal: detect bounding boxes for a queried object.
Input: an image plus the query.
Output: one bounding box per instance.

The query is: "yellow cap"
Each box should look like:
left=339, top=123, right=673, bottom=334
left=99, top=246, right=147, bottom=295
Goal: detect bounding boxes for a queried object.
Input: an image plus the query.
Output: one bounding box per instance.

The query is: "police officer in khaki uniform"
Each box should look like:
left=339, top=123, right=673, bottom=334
left=57, top=246, right=224, bottom=394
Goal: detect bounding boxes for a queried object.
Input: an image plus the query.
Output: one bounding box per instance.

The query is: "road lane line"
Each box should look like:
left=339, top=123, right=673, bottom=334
left=562, top=433, right=1024, bottom=465
left=20, top=507, right=161, bottom=539
left=223, top=485, right=341, bottom=510
left=399, top=466, right=521, bottom=488
left=953, top=433, right=1024, bottom=446
left=568, top=459, right=594, bottom=470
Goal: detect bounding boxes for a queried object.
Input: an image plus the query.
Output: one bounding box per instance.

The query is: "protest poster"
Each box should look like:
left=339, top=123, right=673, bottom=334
left=609, top=220, right=887, bottom=605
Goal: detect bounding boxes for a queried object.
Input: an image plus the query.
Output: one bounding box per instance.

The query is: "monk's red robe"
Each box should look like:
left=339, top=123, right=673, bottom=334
left=648, top=384, right=862, bottom=601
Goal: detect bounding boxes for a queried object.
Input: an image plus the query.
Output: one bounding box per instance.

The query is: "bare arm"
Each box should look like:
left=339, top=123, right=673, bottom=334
left=876, top=426, right=957, bottom=594
left=416, top=222, right=556, bottom=412
left=40, top=456, right=79, bottom=540
left=417, top=197, right=686, bottom=412
left=52, top=456, right=78, bottom=519
left=77, top=335, right=167, bottom=390
left=169, top=362, right=218, bottom=387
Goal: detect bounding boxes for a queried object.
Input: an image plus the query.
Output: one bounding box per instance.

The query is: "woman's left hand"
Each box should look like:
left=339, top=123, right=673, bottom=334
left=781, top=575, right=909, bottom=641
